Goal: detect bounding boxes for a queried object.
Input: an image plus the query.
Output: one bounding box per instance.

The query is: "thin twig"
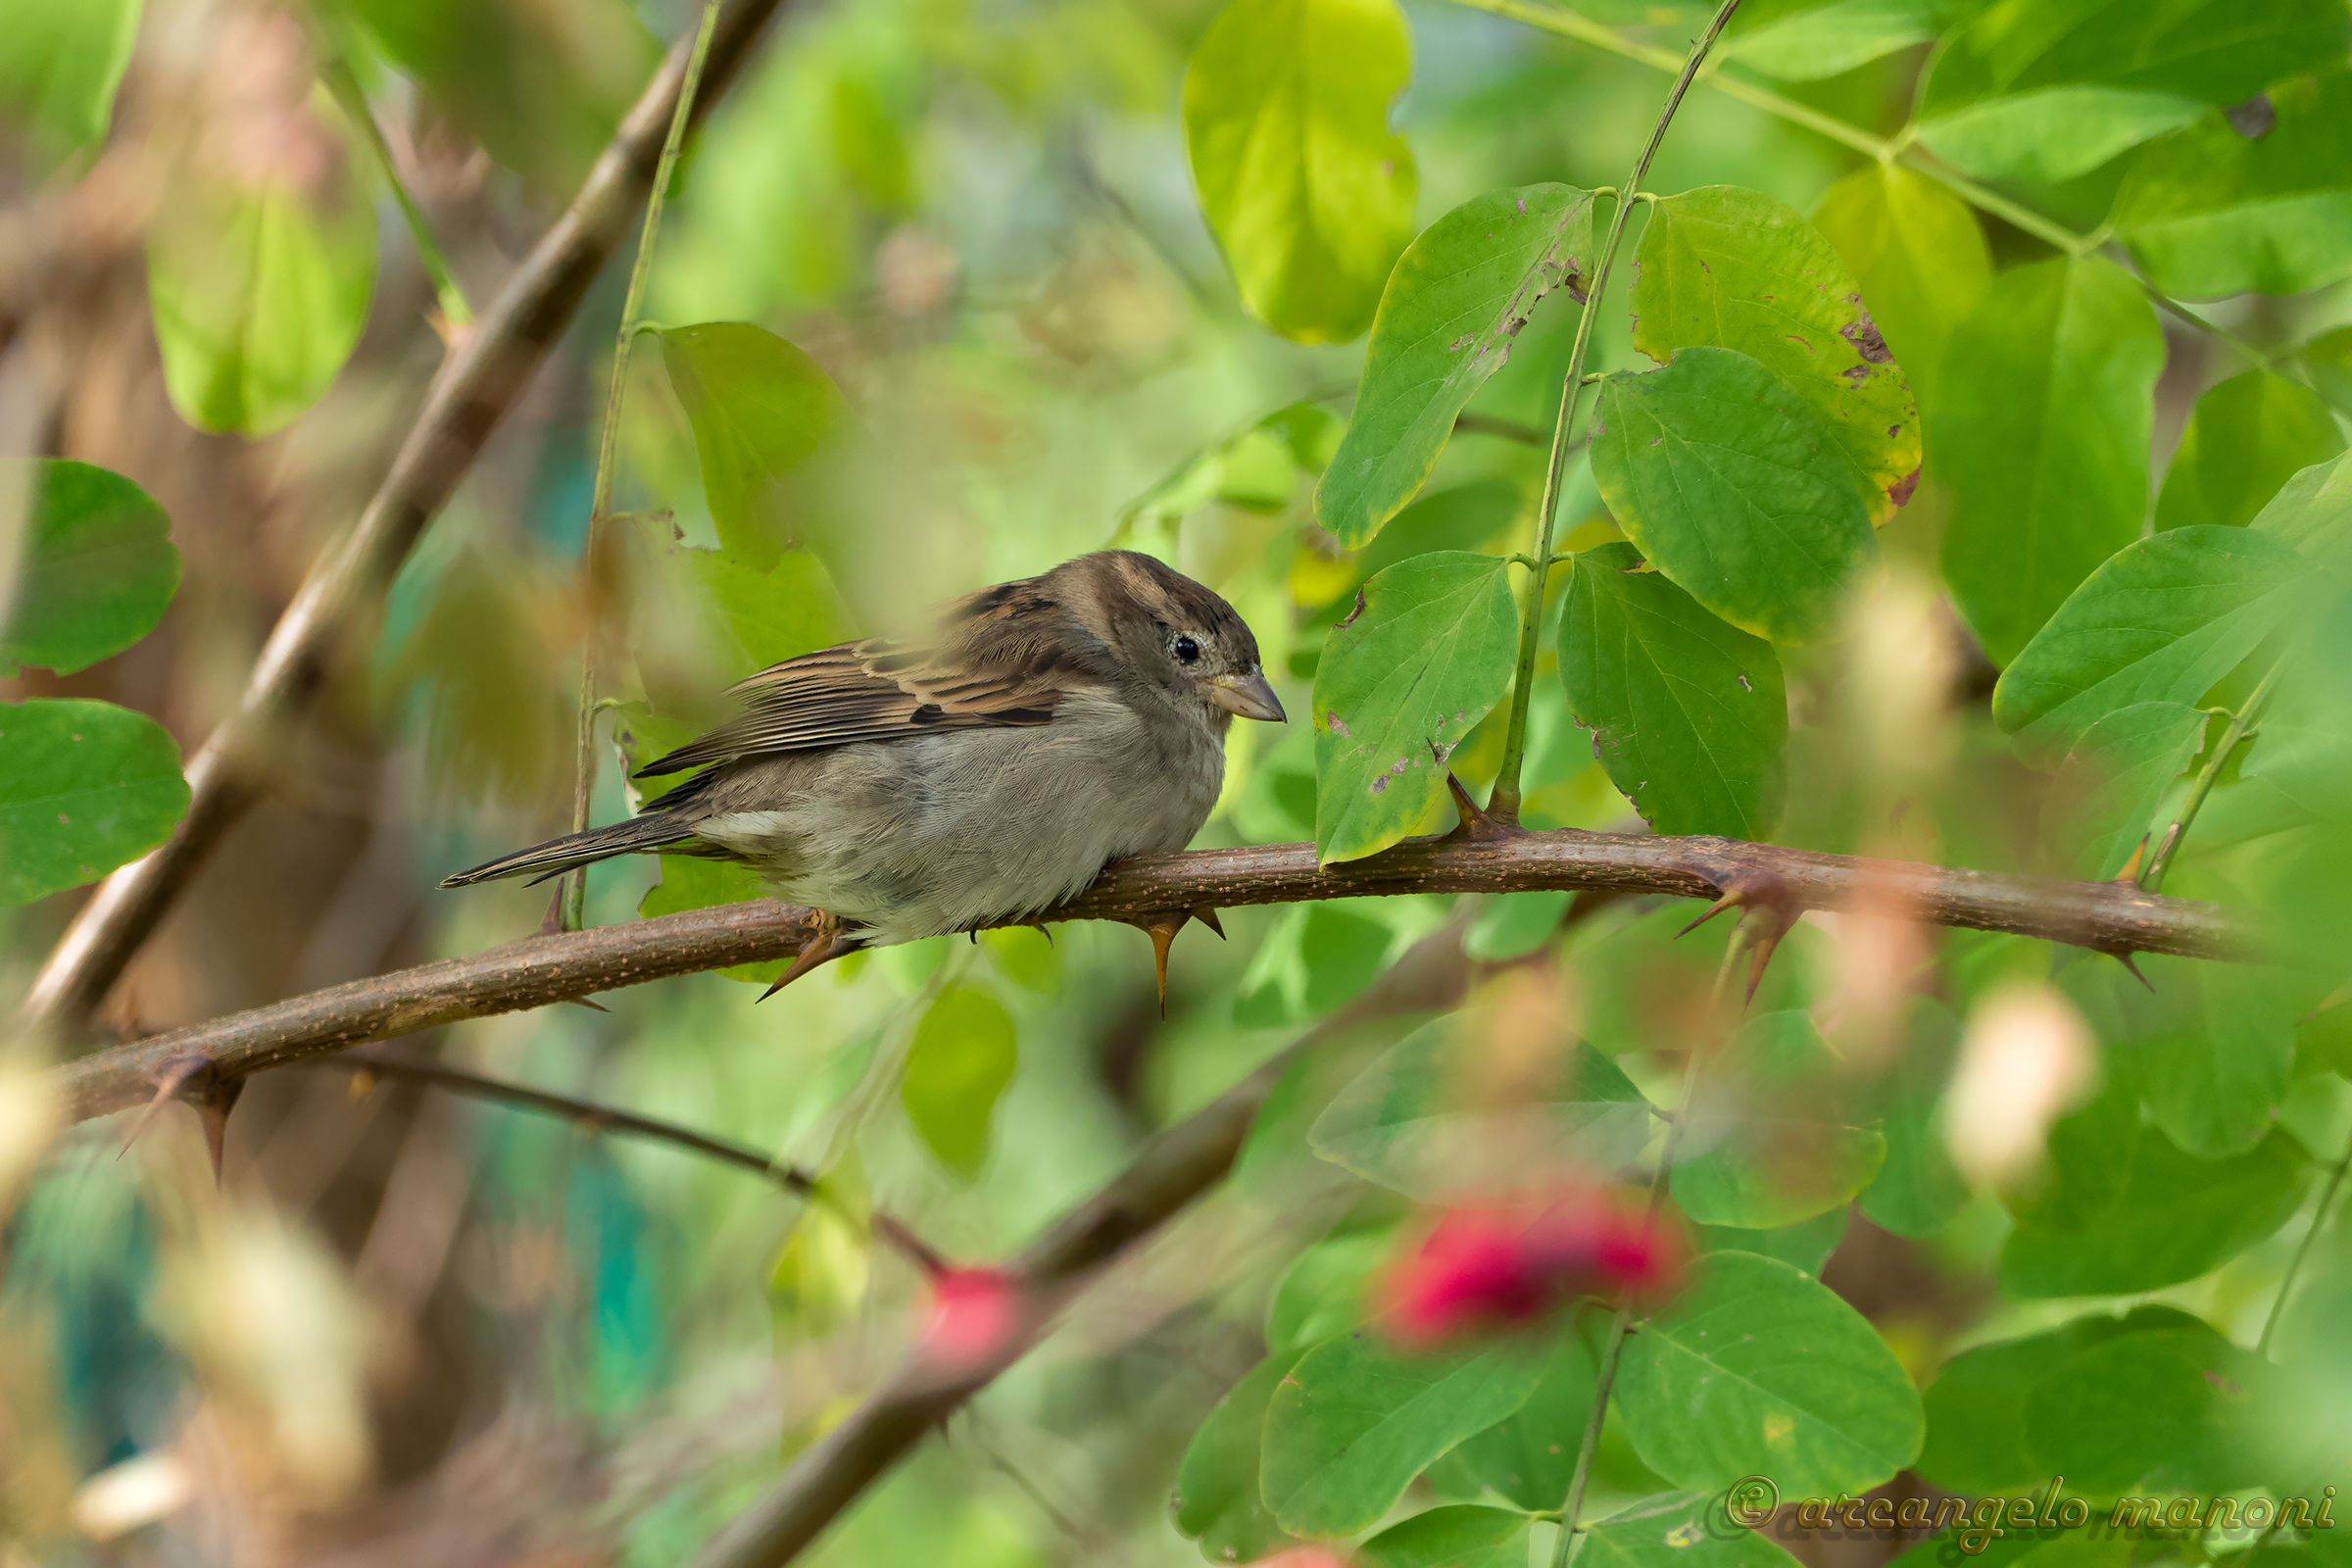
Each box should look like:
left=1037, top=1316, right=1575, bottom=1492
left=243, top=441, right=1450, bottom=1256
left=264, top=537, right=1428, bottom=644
left=53, top=825, right=2249, bottom=1126
left=318, top=52, right=473, bottom=326
left=2258, top=1128, right=2352, bottom=1359
left=564, top=0, right=724, bottom=932
left=1488, top=0, right=1740, bottom=822
left=2139, top=663, right=2281, bottom=893
left=306, top=1049, right=944, bottom=1272
left=19, top=0, right=789, bottom=1036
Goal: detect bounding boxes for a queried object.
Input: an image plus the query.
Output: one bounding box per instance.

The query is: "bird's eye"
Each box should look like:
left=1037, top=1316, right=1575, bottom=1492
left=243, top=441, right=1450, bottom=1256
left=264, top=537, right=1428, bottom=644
left=1173, top=635, right=1201, bottom=664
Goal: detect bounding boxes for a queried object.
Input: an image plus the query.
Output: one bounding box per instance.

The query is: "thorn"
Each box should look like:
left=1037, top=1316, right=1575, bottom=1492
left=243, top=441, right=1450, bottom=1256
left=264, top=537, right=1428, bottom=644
left=759, top=914, right=859, bottom=1003
left=1444, top=772, right=1518, bottom=842
left=2114, top=952, right=2154, bottom=992
left=120, top=1054, right=243, bottom=1185
left=1193, top=906, right=1226, bottom=940
left=563, top=996, right=611, bottom=1013
left=1029, top=923, right=1054, bottom=946
left=1134, top=910, right=1193, bottom=1019
left=1680, top=862, right=1798, bottom=1009
left=2114, top=836, right=2148, bottom=884
left=539, top=887, right=566, bottom=937
left=1676, top=892, right=1739, bottom=939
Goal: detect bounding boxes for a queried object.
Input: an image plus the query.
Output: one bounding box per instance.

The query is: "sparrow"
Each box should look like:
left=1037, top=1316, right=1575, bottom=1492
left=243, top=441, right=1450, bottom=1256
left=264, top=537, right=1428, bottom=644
left=441, top=550, right=1287, bottom=1003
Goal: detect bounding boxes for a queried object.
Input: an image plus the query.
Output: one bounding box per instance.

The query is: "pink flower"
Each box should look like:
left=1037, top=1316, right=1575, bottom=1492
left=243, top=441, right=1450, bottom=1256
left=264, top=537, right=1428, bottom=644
left=1379, top=1195, right=1684, bottom=1348
left=918, top=1267, right=1024, bottom=1369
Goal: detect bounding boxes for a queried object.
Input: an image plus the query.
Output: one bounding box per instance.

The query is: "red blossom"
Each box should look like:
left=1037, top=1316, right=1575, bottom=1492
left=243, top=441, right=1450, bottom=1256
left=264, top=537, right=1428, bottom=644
left=918, top=1267, right=1023, bottom=1368
left=1378, top=1195, right=1684, bottom=1348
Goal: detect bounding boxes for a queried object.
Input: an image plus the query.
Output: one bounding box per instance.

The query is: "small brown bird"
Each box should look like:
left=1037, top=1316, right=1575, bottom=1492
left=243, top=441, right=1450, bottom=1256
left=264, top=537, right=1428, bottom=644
left=442, top=551, right=1286, bottom=1000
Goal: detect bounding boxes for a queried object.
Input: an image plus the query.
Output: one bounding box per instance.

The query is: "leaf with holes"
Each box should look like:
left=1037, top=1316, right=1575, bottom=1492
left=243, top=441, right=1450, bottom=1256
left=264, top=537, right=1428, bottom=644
left=1312, top=552, right=1517, bottom=864
left=1580, top=1491, right=1805, bottom=1568
left=1182, top=0, right=1417, bottom=343
left=0, top=699, right=189, bottom=906
left=1630, top=185, right=1919, bottom=523
left=1558, top=541, right=1787, bottom=838
left=1317, top=183, right=1594, bottom=546
left=0, top=459, right=178, bottom=678
left=1811, top=164, right=1989, bottom=406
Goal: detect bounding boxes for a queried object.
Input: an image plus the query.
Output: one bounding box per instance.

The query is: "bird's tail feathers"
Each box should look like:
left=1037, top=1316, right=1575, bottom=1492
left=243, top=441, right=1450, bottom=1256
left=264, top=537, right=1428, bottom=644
left=439, top=814, right=697, bottom=889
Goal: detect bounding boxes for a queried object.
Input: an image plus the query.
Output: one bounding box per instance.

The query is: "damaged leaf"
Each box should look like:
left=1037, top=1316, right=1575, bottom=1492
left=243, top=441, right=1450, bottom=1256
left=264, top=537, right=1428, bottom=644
left=1317, top=183, right=1596, bottom=547
left=1311, top=552, right=1517, bottom=864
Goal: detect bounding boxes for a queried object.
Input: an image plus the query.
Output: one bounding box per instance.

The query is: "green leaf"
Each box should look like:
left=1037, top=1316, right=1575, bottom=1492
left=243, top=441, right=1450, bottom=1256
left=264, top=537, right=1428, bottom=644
left=1312, top=552, right=1518, bottom=863
left=1629, top=185, right=1921, bottom=523
left=2054, top=702, right=2210, bottom=882
left=900, top=986, right=1018, bottom=1180
left=2115, top=70, right=2352, bottom=301
left=1359, top=1505, right=1530, bottom=1568
left=660, top=324, right=850, bottom=570
left=0, top=699, right=189, bottom=906
left=1122, top=402, right=1343, bottom=532
left=1181, top=0, right=1418, bottom=343
left=2306, top=324, right=2352, bottom=420
left=146, top=96, right=379, bottom=435
left=1261, top=1330, right=1541, bottom=1538
left=624, top=517, right=857, bottom=722
left=767, top=1157, right=870, bottom=1342
left=1558, top=541, right=1788, bottom=839
left=1580, top=1491, right=1803, bottom=1568
left=1915, top=1304, right=2208, bottom=1495
left=1309, top=1012, right=1654, bottom=1199
left=1174, top=1352, right=1300, bottom=1565
left=2023, top=1323, right=2269, bottom=1497
left=1268, top=1232, right=1392, bottom=1355
left=2101, top=956, right=2296, bottom=1161
left=1316, top=184, right=1595, bottom=546
left=1936, top=256, right=2166, bottom=667
left=2156, top=369, right=2346, bottom=535
left=1463, top=888, right=1571, bottom=961
left=1671, top=1011, right=1886, bottom=1230
left=0, top=0, right=141, bottom=163
left=1857, top=1002, right=1969, bottom=1238
left=1688, top=1207, right=1849, bottom=1277
left=1914, top=0, right=2349, bottom=183
left=1590, top=349, right=1877, bottom=647
left=1614, top=1251, right=1923, bottom=1498
left=1719, top=0, right=1938, bottom=80
left=1990, top=525, right=2305, bottom=756
left=1999, top=1082, right=2309, bottom=1298
left=1445, top=1311, right=1606, bottom=1510
left=1235, top=898, right=1421, bottom=1027
left=2249, top=450, right=2352, bottom=558
left=1811, top=164, right=1991, bottom=406
left=0, top=459, right=178, bottom=677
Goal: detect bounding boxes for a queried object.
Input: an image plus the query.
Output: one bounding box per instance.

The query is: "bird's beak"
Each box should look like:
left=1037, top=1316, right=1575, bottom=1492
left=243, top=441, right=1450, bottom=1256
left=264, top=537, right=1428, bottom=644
left=1208, top=666, right=1286, bottom=723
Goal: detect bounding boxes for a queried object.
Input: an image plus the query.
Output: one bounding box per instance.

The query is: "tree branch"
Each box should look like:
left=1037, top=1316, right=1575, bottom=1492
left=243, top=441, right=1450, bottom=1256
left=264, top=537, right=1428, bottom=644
left=683, top=921, right=1478, bottom=1568
left=20, top=0, right=790, bottom=1034
left=55, top=825, right=2246, bottom=1126
left=306, top=1049, right=945, bottom=1271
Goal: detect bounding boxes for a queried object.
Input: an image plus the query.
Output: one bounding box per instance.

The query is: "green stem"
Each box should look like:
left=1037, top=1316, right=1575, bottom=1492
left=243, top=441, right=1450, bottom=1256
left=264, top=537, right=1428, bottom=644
left=319, top=54, right=473, bottom=326
left=2258, top=1124, right=2352, bottom=1359
left=1548, top=941, right=1735, bottom=1568
left=1488, top=0, right=1741, bottom=823
left=2137, top=662, right=2281, bottom=894
left=1446, top=0, right=2279, bottom=368
left=562, top=0, right=723, bottom=933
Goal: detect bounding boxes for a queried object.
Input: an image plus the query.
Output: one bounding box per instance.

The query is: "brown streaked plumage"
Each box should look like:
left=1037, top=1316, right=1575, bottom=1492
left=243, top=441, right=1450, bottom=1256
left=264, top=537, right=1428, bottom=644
left=442, top=552, right=1285, bottom=997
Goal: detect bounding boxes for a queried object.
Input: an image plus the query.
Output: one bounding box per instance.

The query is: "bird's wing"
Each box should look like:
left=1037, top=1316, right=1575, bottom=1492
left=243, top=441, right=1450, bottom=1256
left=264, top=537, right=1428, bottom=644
left=630, top=636, right=1083, bottom=778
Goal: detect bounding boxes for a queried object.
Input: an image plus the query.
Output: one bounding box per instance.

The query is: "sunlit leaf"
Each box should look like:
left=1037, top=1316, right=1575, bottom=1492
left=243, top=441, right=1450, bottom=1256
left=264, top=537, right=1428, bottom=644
left=1182, top=0, right=1417, bottom=343
left=0, top=699, right=189, bottom=906
left=768, top=1157, right=870, bottom=1343
left=2155, top=369, right=2345, bottom=534
left=1311, top=552, right=1517, bottom=864
left=1718, top=0, right=1937, bottom=80
left=1991, top=525, right=2305, bottom=757
left=1359, top=1504, right=1529, bottom=1568
left=1173, top=1352, right=1300, bottom=1564
left=2115, top=70, right=2352, bottom=301
left=1261, top=1330, right=1541, bottom=1538
left=1309, top=1012, right=1653, bottom=1199
left=1558, top=541, right=1787, bottom=838
left=661, top=323, right=850, bottom=570
left=1811, top=163, right=1990, bottom=405
left=901, top=986, right=1017, bottom=1180
left=1234, top=899, right=1419, bottom=1026
left=146, top=90, right=379, bottom=435
left=1936, top=256, right=2165, bottom=666
left=1614, top=1251, right=1923, bottom=1498
left=1122, top=402, right=1343, bottom=533
left=0, top=459, right=178, bottom=677
left=1317, top=183, right=1594, bottom=546
left=0, top=0, right=141, bottom=164
left=1914, top=0, right=2348, bottom=184
left=1629, top=185, right=1920, bottom=523
left=1590, top=349, right=1877, bottom=646
left=1915, top=1305, right=2207, bottom=1495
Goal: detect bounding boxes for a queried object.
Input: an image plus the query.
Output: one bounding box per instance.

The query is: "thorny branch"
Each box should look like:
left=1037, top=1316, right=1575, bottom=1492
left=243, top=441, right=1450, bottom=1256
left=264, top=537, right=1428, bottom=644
left=20, top=0, right=791, bottom=1034
left=56, top=822, right=2245, bottom=1126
